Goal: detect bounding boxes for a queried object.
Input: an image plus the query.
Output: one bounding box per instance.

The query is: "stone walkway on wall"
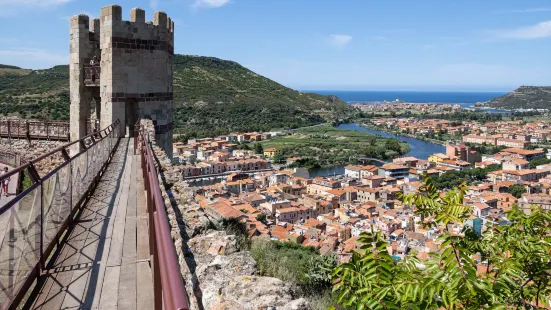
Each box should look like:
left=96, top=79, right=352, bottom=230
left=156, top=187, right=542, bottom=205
left=25, top=138, right=154, bottom=310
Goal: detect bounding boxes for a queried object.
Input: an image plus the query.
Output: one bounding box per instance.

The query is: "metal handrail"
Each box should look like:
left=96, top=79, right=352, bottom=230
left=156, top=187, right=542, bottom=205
left=0, top=120, right=120, bottom=309
left=136, top=125, right=190, bottom=310
left=0, top=119, right=71, bottom=141
left=0, top=119, right=100, bottom=142
left=0, top=121, right=117, bottom=199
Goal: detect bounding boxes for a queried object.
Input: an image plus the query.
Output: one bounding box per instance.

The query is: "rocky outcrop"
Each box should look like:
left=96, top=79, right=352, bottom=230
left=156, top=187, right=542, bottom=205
left=186, top=231, right=308, bottom=310
left=139, top=119, right=310, bottom=310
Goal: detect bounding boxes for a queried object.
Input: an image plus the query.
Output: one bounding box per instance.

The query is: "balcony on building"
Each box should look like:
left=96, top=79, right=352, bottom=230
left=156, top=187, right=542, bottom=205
left=84, top=64, right=100, bottom=87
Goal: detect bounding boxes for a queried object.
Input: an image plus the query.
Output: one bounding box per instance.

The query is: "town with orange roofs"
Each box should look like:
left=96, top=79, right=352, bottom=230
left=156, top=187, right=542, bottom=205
left=171, top=116, right=551, bottom=263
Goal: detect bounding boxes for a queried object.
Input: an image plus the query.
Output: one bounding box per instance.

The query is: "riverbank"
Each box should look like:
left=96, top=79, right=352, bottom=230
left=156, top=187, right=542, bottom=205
left=359, top=123, right=448, bottom=146
left=259, top=124, right=410, bottom=167
left=337, top=123, right=445, bottom=161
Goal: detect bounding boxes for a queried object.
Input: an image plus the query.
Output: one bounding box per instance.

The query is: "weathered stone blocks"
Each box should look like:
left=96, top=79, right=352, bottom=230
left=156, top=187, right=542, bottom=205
left=70, top=4, right=174, bottom=158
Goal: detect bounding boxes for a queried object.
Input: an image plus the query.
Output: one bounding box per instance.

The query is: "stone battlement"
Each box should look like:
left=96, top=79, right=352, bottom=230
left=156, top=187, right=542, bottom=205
left=70, top=4, right=174, bottom=158
left=71, top=6, right=174, bottom=31
left=70, top=5, right=175, bottom=53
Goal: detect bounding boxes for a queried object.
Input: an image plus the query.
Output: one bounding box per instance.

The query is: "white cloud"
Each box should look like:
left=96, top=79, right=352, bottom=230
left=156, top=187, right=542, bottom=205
left=0, top=48, right=68, bottom=69
left=495, top=7, right=551, bottom=14
left=328, top=34, right=353, bottom=48
left=0, top=0, right=72, bottom=6
left=193, top=0, right=230, bottom=8
left=497, top=20, right=551, bottom=39
left=150, top=0, right=159, bottom=10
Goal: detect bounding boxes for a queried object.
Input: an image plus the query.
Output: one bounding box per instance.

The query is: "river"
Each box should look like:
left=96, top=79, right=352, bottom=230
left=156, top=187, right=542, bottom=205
left=308, top=123, right=445, bottom=177
left=188, top=123, right=446, bottom=183
left=337, top=123, right=445, bottom=160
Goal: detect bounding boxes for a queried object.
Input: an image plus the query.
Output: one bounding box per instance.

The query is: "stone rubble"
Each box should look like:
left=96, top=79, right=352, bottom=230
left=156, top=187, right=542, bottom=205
left=140, top=119, right=310, bottom=310
left=0, top=138, right=66, bottom=174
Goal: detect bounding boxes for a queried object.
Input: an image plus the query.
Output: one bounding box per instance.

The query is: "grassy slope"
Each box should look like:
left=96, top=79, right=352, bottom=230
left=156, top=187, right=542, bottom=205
left=0, top=56, right=356, bottom=137
left=0, top=65, right=70, bottom=119
left=172, top=55, right=355, bottom=137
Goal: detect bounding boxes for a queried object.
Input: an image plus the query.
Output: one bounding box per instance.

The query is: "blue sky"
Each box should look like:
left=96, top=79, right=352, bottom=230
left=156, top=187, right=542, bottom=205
left=0, top=0, right=550, bottom=91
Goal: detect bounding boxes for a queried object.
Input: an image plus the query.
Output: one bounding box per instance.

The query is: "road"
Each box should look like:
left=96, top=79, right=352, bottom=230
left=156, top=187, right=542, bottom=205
left=0, top=163, right=19, bottom=207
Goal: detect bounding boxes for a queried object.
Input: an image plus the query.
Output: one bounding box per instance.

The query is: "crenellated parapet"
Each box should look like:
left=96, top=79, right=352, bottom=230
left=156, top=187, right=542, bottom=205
left=69, top=4, right=174, bottom=158
left=98, top=6, right=175, bottom=56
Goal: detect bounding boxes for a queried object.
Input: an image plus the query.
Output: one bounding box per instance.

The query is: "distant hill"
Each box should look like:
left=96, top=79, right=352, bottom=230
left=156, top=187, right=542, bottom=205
left=0, top=65, right=69, bottom=119
left=482, top=86, right=551, bottom=110
left=172, top=55, right=354, bottom=137
left=0, top=64, right=32, bottom=76
left=0, top=55, right=355, bottom=136
left=0, top=64, right=23, bottom=70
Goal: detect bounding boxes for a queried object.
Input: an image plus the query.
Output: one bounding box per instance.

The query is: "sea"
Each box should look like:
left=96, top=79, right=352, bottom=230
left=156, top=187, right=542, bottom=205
left=307, top=90, right=508, bottom=109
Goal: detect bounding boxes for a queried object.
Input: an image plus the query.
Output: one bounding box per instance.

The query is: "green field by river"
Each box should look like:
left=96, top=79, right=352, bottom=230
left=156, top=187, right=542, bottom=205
left=258, top=125, right=410, bottom=167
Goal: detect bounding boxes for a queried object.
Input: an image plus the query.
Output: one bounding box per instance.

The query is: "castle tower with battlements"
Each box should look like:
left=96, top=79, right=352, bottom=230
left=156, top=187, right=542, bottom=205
left=70, top=4, right=174, bottom=157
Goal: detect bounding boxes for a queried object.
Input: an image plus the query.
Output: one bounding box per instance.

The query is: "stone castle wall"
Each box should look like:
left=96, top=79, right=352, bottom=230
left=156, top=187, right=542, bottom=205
left=139, top=119, right=308, bottom=310
left=0, top=139, right=66, bottom=175
left=70, top=5, right=174, bottom=158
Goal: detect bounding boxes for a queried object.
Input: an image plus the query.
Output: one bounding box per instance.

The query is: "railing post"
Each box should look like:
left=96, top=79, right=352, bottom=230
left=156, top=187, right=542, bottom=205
left=26, top=121, right=30, bottom=141
left=7, top=206, right=15, bottom=305
left=152, top=218, right=162, bottom=310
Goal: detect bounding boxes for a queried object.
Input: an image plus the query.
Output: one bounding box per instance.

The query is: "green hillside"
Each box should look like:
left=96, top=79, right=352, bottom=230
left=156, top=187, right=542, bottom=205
left=483, top=86, right=551, bottom=110
left=0, top=64, right=24, bottom=70
left=0, top=65, right=69, bottom=119
left=0, top=56, right=355, bottom=137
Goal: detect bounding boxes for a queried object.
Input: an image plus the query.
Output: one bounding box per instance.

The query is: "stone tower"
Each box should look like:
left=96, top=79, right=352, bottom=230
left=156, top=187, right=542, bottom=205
left=70, top=4, right=174, bottom=158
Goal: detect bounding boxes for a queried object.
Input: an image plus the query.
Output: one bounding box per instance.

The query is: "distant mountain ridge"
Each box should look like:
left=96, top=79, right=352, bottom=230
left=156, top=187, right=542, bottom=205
left=0, top=64, right=23, bottom=70
left=0, top=55, right=355, bottom=137
left=481, top=86, right=551, bottom=110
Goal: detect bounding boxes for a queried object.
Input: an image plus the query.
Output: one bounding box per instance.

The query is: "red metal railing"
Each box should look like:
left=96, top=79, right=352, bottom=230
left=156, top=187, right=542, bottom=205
left=136, top=125, right=190, bottom=310
left=0, top=120, right=120, bottom=310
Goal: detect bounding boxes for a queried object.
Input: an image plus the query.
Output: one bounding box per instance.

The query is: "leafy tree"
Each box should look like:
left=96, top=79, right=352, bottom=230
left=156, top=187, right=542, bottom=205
left=332, top=176, right=551, bottom=309
left=256, top=213, right=267, bottom=223
left=508, top=184, right=527, bottom=198
left=289, top=158, right=321, bottom=169
left=429, top=165, right=500, bottom=189
left=273, top=152, right=285, bottom=164
left=254, top=143, right=264, bottom=154
left=238, top=143, right=251, bottom=150
left=529, top=157, right=551, bottom=169
left=385, top=139, right=402, bottom=153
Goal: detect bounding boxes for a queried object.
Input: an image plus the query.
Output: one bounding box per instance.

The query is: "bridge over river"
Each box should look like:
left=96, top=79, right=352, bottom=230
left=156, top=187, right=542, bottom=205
left=0, top=120, right=189, bottom=310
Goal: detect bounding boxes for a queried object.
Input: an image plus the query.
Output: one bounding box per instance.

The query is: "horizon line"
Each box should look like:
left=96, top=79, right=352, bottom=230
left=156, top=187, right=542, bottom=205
left=299, top=89, right=512, bottom=93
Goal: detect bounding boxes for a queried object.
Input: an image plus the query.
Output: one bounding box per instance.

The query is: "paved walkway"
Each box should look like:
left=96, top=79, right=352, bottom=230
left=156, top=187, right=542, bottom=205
left=26, top=138, right=154, bottom=310
left=0, top=163, right=19, bottom=207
